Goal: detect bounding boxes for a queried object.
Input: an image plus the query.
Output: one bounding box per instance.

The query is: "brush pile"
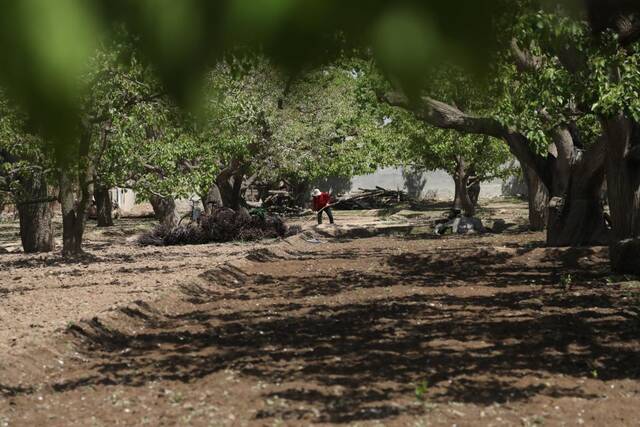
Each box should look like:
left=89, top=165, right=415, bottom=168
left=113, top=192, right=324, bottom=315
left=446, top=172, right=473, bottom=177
left=138, top=207, right=291, bottom=246
left=262, top=191, right=304, bottom=216
left=334, top=187, right=410, bottom=210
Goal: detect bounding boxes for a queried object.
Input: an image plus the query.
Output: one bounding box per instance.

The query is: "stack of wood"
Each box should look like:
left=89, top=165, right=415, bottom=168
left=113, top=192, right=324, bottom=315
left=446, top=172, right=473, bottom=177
left=334, top=187, right=410, bottom=210
left=262, top=191, right=304, bottom=216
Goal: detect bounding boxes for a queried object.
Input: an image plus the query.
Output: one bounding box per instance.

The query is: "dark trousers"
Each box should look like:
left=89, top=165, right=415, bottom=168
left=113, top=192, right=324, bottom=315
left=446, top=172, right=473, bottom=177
left=317, top=207, right=334, bottom=224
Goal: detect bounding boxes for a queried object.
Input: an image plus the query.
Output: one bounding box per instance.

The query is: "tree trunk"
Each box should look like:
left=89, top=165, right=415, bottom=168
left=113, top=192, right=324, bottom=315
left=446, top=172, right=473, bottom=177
left=603, top=115, right=640, bottom=274
left=290, top=179, right=312, bottom=207
left=381, top=91, right=553, bottom=227
left=149, top=195, right=178, bottom=227
left=545, top=128, right=609, bottom=246
left=468, top=181, right=481, bottom=207
left=201, top=185, right=223, bottom=215
left=16, top=174, right=53, bottom=253
left=452, top=157, right=475, bottom=217
left=523, top=164, right=549, bottom=231
left=94, top=184, right=113, bottom=227
left=452, top=176, right=475, bottom=216
left=546, top=170, right=610, bottom=246
left=60, top=127, right=95, bottom=257
left=60, top=169, right=92, bottom=256
left=216, top=170, right=245, bottom=211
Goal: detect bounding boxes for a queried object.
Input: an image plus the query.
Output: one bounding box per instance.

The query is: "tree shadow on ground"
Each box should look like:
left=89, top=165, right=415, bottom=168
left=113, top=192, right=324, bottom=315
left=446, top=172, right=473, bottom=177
left=52, top=243, right=639, bottom=424
left=0, top=383, right=33, bottom=398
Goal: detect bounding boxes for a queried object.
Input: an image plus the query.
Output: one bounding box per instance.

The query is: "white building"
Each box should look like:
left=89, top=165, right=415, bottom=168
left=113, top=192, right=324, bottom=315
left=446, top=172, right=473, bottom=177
left=109, top=187, right=137, bottom=214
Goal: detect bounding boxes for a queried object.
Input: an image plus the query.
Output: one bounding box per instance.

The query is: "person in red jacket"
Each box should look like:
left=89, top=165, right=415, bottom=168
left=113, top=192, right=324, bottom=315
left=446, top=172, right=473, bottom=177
left=311, top=188, right=334, bottom=224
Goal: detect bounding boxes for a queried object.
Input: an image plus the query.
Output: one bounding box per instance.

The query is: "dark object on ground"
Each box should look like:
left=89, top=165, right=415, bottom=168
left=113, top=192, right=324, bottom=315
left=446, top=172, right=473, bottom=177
left=435, top=216, right=485, bottom=235
left=138, top=207, right=291, bottom=246
left=263, top=191, right=304, bottom=216
left=610, top=238, right=640, bottom=275
left=334, top=187, right=410, bottom=210
left=487, top=218, right=508, bottom=233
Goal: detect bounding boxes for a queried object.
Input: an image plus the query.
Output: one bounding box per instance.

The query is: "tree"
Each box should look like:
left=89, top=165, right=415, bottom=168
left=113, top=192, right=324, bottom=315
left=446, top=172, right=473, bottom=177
left=399, top=126, right=512, bottom=216
left=196, top=55, right=285, bottom=211
left=56, top=29, right=179, bottom=254
left=0, top=95, right=55, bottom=253
left=494, top=8, right=610, bottom=246
left=379, top=2, right=618, bottom=246
left=91, top=55, right=188, bottom=227
left=184, top=54, right=397, bottom=211
left=272, top=57, right=398, bottom=200
left=585, top=0, right=640, bottom=273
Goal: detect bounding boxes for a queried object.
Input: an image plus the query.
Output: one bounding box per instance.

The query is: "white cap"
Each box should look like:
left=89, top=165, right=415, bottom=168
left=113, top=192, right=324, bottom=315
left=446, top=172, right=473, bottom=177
left=311, top=188, right=321, bottom=197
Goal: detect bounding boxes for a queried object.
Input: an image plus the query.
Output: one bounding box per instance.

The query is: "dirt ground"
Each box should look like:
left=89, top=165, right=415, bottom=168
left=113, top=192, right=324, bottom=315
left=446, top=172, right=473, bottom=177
left=1, top=200, right=640, bottom=426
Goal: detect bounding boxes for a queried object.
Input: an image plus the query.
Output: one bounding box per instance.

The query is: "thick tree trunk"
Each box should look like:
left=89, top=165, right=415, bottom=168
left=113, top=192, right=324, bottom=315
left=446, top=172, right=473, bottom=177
left=94, top=184, right=113, bottom=227
left=149, top=195, right=178, bottom=227
left=546, top=172, right=610, bottom=246
left=452, top=176, right=476, bottom=217
left=59, top=127, right=94, bottom=257
left=523, top=165, right=549, bottom=231
left=216, top=170, right=245, bottom=211
left=17, top=174, right=54, bottom=253
left=468, top=181, right=481, bottom=207
left=603, top=115, right=640, bottom=274
left=60, top=169, right=92, bottom=256
left=290, top=180, right=312, bottom=207
left=545, top=129, right=609, bottom=246
left=452, top=157, right=475, bottom=217
left=201, top=185, right=223, bottom=215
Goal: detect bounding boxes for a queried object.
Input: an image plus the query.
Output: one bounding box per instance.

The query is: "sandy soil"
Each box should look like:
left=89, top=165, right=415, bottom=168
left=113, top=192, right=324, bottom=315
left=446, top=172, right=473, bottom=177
left=1, top=201, right=640, bottom=426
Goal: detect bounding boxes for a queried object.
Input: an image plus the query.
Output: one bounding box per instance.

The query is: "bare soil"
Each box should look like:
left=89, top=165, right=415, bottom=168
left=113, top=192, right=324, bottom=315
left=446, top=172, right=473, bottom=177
left=1, top=201, right=640, bottom=426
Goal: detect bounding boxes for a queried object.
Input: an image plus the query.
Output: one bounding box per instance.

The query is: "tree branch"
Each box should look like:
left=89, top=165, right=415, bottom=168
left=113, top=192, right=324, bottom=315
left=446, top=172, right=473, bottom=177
left=143, top=163, right=166, bottom=178
left=379, top=91, right=508, bottom=138
left=379, top=90, right=552, bottom=188
left=616, top=14, right=640, bottom=45
left=15, top=196, right=58, bottom=206
left=510, top=39, right=543, bottom=72
left=242, top=172, right=259, bottom=190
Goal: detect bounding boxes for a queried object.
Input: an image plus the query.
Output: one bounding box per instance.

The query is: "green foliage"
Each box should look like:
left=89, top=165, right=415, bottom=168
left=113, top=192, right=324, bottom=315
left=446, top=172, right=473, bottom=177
left=78, top=30, right=200, bottom=201
left=181, top=53, right=400, bottom=196
left=193, top=53, right=285, bottom=193
left=2, top=0, right=639, bottom=214
left=398, top=124, right=512, bottom=182
left=560, top=273, right=573, bottom=291
left=414, top=380, right=429, bottom=401
left=0, top=92, right=55, bottom=205
left=495, top=5, right=640, bottom=149
left=0, top=1, right=506, bottom=154
left=0, top=0, right=100, bottom=157
left=274, top=57, right=398, bottom=183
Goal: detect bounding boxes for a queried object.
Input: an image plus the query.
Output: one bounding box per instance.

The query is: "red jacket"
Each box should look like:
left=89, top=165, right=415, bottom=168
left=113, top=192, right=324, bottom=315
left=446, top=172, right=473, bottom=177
left=313, top=192, right=331, bottom=211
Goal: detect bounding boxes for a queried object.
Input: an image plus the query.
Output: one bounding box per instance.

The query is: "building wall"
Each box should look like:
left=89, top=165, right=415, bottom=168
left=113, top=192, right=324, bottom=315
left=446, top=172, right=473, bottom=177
left=345, top=167, right=505, bottom=200
left=109, top=187, right=137, bottom=213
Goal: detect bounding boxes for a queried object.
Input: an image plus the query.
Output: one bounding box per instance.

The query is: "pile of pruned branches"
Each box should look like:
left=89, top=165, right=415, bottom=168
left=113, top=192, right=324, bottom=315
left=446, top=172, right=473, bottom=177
left=262, top=191, right=304, bottom=216
left=138, top=207, right=291, bottom=246
left=334, top=187, right=410, bottom=210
